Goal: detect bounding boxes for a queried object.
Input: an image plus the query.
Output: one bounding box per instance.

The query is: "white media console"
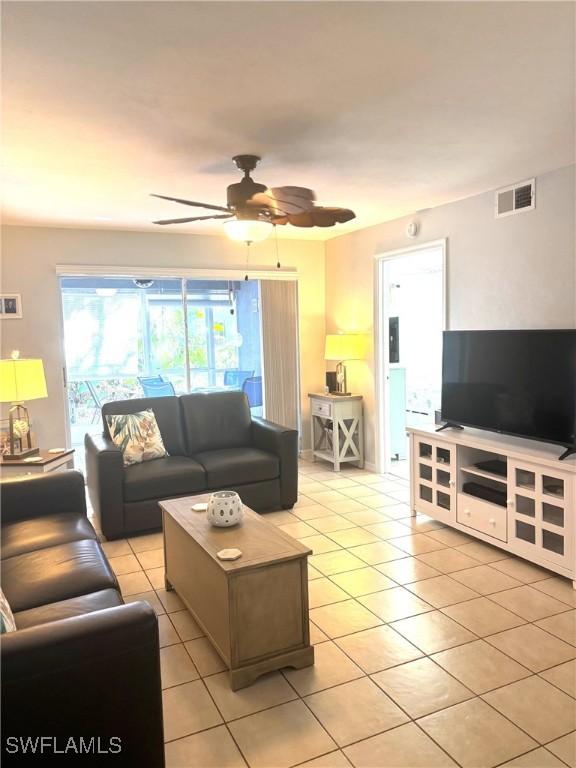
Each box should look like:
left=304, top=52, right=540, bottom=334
left=408, top=425, right=576, bottom=586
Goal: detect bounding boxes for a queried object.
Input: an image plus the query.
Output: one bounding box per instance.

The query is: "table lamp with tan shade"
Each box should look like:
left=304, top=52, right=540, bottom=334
left=0, top=351, right=47, bottom=459
left=324, top=333, right=366, bottom=396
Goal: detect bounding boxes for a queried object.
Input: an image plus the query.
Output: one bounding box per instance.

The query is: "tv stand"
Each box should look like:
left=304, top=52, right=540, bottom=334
left=435, top=422, right=464, bottom=433
left=408, top=425, right=576, bottom=586
left=559, top=446, right=576, bottom=462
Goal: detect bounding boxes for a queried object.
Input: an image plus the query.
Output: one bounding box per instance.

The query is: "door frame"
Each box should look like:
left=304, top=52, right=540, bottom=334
left=374, top=238, right=448, bottom=474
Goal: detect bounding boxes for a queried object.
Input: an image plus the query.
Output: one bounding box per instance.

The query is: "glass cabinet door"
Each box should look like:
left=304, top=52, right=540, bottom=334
left=413, top=436, right=455, bottom=523
left=508, top=461, right=572, bottom=568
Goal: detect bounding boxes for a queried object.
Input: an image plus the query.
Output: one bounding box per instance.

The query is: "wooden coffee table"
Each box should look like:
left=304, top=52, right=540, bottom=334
left=160, top=494, right=314, bottom=690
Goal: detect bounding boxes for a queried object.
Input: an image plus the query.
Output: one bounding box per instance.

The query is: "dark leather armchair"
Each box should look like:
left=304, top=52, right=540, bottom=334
left=86, top=391, right=298, bottom=540
left=1, top=472, right=165, bottom=767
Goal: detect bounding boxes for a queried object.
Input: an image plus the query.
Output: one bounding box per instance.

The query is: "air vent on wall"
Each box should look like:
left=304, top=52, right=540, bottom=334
left=495, top=178, right=535, bottom=218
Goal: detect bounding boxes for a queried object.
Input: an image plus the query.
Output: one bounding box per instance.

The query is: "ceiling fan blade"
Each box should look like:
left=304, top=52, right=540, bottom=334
left=151, top=194, right=231, bottom=213
left=272, top=213, right=313, bottom=227
left=153, top=214, right=233, bottom=225
left=323, top=207, right=356, bottom=223
left=273, top=207, right=356, bottom=228
left=247, top=186, right=316, bottom=215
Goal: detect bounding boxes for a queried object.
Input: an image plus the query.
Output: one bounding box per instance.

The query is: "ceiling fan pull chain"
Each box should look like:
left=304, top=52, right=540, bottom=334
left=274, top=224, right=281, bottom=269
left=244, top=242, right=250, bottom=281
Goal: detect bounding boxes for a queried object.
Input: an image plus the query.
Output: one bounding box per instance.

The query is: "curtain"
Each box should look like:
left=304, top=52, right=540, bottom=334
left=259, top=280, right=300, bottom=433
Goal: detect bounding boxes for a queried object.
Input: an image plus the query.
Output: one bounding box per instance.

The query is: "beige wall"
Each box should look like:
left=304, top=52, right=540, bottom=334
left=3, top=164, right=574, bottom=468
left=0, top=226, right=326, bottom=449
left=326, top=164, right=576, bottom=468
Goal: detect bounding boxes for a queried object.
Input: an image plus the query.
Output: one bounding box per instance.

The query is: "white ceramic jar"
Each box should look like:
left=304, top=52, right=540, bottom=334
left=207, top=491, right=244, bottom=527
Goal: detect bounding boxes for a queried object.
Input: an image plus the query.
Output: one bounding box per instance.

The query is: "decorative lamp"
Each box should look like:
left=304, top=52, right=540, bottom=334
left=0, top=351, right=47, bottom=459
left=324, top=334, right=366, bottom=396
left=207, top=491, right=244, bottom=527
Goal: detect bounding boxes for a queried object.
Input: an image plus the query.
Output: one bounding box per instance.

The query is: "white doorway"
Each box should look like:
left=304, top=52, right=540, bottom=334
left=376, top=240, right=446, bottom=477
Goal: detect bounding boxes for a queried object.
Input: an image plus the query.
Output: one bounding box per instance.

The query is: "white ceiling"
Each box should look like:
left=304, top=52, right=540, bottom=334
left=2, top=1, right=574, bottom=241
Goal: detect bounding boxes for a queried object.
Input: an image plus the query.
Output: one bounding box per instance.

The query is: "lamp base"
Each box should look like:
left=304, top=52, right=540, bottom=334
left=3, top=447, right=39, bottom=461
left=335, top=361, right=349, bottom=397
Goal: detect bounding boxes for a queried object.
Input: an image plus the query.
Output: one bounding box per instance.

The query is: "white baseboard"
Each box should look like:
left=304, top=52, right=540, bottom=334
left=299, top=449, right=378, bottom=474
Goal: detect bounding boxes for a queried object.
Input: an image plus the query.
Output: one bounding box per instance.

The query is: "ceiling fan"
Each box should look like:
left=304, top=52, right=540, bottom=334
left=151, top=155, right=355, bottom=242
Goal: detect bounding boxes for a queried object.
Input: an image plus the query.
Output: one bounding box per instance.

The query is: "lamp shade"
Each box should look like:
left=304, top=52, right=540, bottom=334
left=0, top=358, right=48, bottom=402
left=324, top=334, right=366, bottom=362
left=224, top=219, right=273, bottom=243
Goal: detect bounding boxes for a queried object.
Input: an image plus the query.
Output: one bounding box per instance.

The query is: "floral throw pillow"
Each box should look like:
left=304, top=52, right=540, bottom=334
left=106, top=409, right=168, bottom=466
left=0, top=588, right=16, bottom=634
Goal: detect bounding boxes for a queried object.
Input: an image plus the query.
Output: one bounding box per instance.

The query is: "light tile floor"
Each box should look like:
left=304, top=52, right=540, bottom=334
left=91, top=459, right=576, bottom=768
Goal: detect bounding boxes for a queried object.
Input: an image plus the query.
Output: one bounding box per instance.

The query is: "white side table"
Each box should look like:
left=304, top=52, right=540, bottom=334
left=309, top=393, right=364, bottom=471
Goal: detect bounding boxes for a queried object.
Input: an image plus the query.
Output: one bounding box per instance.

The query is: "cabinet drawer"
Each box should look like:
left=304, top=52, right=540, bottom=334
left=457, top=493, right=507, bottom=542
left=312, top=400, right=332, bottom=418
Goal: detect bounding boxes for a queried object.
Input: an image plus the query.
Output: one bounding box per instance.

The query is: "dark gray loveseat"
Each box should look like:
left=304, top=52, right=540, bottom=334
left=85, top=391, right=298, bottom=540
left=1, top=471, right=164, bottom=767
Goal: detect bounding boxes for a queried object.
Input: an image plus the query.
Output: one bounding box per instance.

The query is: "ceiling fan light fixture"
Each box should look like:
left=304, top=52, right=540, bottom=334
left=224, top=218, right=273, bottom=244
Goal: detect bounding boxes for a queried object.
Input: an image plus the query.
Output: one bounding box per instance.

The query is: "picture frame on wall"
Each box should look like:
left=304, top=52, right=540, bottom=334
left=0, top=294, right=22, bottom=319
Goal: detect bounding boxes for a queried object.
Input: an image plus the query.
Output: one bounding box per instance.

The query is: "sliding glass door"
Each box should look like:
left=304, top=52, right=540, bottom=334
left=145, top=282, right=187, bottom=391
left=186, top=279, right=263, bottom=402
left=60, top=276, right=264, bottom=464
left=185, top=280, right=261, bottom=398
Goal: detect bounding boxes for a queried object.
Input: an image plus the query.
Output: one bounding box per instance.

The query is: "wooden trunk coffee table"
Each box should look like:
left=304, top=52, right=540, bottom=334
left=160, top=494, right=314, bottom=690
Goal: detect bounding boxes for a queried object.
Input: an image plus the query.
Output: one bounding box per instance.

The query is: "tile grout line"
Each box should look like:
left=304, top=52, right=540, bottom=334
left=161, top=641, right=253, bottom=768
left=283, top=642, right=469, bottom=768
left=491, top=744, right=571, bottom=768
left=472, top=693, right=574, bottom=761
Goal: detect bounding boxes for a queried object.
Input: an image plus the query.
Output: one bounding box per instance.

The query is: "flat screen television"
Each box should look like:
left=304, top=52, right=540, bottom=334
left=441, top=330, right=576, bottom=457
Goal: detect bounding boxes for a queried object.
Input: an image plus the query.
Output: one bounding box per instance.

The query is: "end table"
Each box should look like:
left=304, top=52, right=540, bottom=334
left=0, top=449, right=75, bottom=479
left=309, top=393, right=364, bottom=471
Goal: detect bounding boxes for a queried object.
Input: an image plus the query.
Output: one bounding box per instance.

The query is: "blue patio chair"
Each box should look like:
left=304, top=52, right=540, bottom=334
left=242, top=376, right=263, bottom=409
left=139, top=378, right=176, bottom=398
left=138, top=375, right=164, bottom=388
left=223, top=369, right=254, bottom=390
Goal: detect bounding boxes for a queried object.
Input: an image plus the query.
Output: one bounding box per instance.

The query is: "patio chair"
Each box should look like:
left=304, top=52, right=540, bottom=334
left=223, top=369, right=254, bottom=390
left=139, top=378, right=175, bottom=398
left=138, top=375, right=163, bottom=388
left=242, top=376, right=263, bottom=409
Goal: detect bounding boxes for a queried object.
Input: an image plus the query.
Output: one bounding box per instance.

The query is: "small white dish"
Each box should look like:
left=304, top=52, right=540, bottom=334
left=24, top=456, right=43, bottom=463
left=48, top=448, right=66, bottom=454
left=191, top=502, right=208, bottom=512
left=216, top=548, right=242, bottom=561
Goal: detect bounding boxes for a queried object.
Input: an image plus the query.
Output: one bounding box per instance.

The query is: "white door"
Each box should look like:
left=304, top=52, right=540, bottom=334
left=377, top=241, right=446, bottom=477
